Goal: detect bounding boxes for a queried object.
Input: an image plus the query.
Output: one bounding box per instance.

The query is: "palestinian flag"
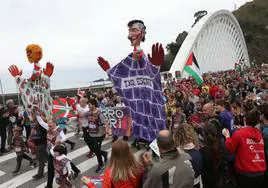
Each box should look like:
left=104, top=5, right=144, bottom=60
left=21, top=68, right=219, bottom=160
left=183, top=52, right=203, bottom=85
left=53, top=98, right=76, bottom=118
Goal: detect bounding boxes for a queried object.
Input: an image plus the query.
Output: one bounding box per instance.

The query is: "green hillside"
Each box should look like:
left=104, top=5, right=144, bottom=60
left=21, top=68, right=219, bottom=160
left=233, top=0, right=268, bottom=65
left=161, top=0, right=268, bottom=72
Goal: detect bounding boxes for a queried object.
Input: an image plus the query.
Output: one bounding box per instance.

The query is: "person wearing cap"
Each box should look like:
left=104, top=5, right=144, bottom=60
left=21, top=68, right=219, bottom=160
left=12, top=126, right=35, bottom=174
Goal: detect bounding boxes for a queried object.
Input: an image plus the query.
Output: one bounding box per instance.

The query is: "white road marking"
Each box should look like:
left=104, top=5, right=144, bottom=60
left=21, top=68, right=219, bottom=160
left=0, top=139, right=112, bottom=188
left=0, top=170, right=6, bottom=176
left=36, top=148, right=146, bottom=188
left=0, top=132, right=74, bottom=164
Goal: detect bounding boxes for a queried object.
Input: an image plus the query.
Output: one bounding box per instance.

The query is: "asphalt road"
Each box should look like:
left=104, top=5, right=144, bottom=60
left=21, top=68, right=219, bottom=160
left=0, top=131, right=144, bottom=188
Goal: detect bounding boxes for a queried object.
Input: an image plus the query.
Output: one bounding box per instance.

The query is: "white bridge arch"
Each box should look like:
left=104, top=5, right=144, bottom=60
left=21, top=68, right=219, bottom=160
left=169, top=9, right=250, bottom=77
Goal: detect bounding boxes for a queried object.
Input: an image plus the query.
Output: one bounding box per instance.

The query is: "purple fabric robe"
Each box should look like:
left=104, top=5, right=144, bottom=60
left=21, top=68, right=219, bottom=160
left=107, top=53, right=166, bottom=141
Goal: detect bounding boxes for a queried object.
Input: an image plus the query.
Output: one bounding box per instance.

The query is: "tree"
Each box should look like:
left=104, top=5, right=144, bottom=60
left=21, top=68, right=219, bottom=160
left=160, top=10, right=207, bottom=72
left=233, top=0, right=268, bottom=65
left=160, top=31, right=188, bottom=72
left=192, top=10, right=208, bottom=27
left=166, top=42, right=181, bottom=56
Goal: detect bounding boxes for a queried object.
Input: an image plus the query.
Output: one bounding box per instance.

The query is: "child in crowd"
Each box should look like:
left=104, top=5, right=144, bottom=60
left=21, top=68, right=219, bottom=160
left=53, top=144, right=73, bottom=188
left=12, top=126, right=35, bottom=174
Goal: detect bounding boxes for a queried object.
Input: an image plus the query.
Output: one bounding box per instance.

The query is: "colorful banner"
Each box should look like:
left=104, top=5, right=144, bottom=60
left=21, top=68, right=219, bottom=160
left=81, top=176, right=103, bottom=188
left=101, top=107, right=131, bottom=137
left=52, top=97, right=76, bottom=118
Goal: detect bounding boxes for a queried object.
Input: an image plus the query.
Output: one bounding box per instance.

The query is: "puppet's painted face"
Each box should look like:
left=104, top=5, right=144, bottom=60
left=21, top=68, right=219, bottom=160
left=128, top=23, right=144, bottom=47
left=26, top=44, right=42, bottom=64
left=26, top=50, right=42, bottom=63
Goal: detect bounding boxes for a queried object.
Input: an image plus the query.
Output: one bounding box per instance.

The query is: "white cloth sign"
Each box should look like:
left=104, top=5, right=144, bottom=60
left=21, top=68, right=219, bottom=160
left=149, top=139, right=160, bottom=157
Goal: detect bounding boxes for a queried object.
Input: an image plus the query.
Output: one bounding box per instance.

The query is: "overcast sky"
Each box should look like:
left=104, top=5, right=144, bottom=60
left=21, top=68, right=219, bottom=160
left=0, top=0, right=251, bottom=93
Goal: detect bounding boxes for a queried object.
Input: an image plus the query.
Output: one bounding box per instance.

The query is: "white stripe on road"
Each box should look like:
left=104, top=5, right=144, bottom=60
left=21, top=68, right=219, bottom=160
left=0, top=153, right=16, bottom=165
left=0, top=170, right=5, bottom=176
left=0, top=132, right=75, bottom=178
left=0, top=132, right=74, bottom=164
left=36, top=148, right=113, bottom=188
left=0, top=139, right=112, bottom=188
left=36, top=147, right=146, bottom=188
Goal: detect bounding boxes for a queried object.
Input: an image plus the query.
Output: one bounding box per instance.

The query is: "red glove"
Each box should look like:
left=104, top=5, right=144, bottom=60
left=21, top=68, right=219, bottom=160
left=43, top=62, right=54, bottom=77
left=148, top=43, right=164, bottom=66
left=97, top=57, right=110, bottom=72
left=8, top=65, right=22, bottom=77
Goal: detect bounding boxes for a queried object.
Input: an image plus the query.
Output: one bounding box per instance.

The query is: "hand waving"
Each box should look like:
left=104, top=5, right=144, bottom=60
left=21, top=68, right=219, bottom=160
left=148, top=43, right=164, bottom=66
left=97, top=57, right=110, bottom=72
left=43, top=62, right=54, bottom=77
left=8, top=65, right=22, bottom=77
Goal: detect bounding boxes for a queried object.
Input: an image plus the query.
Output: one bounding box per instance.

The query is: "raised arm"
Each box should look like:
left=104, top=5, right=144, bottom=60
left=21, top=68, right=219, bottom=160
left=58, top=130, right=67, bottom=142
left=36, top=115, right=49, bottom=130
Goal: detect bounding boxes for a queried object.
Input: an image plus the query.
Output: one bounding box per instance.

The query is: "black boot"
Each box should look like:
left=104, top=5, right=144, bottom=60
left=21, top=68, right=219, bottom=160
left=66, top=139, right=75, bottom=150
left=30, top=160, right=37, bottom=168
left=71, top=162, right=80, bottom=179
left=12, top=169, right=20, bottom=174
left=95, top=165, right=105, bottom=173
left=70, top=142, right=75, bottom=150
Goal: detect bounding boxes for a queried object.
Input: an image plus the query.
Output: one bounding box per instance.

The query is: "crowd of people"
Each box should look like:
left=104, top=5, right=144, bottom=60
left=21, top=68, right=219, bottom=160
left=0, top=66, right=268, bottom=188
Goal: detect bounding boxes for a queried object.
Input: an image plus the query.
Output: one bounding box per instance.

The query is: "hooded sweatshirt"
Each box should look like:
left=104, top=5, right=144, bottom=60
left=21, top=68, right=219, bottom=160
left=225, top=126, right=266, bottom=174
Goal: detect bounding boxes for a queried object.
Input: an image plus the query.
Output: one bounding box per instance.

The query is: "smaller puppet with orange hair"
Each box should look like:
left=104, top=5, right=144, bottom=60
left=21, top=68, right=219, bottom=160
left=8, top=44, right=54, bottom=120
left=9, top=44, right=54, bottom=81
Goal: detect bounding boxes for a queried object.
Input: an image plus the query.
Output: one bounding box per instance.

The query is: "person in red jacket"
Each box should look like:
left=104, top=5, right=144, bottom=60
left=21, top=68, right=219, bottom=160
left=222, top=108, right=266, bottom=188
left=102, top=140, right=144, bottom=188
left=209, top=82, right=219, bottom=99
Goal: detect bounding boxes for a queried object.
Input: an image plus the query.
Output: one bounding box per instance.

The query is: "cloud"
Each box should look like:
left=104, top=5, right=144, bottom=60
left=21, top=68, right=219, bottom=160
left=0, top=0, right=251, bottom=93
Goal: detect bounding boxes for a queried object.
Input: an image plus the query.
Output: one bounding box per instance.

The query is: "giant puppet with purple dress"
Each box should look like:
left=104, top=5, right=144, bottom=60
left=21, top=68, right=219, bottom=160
left=97, top=20, right=166, bottom=143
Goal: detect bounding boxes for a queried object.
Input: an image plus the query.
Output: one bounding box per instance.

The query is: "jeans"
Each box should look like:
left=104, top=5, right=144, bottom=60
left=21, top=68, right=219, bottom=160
left=47, top=154, right=54, bottom=188
left=7, top=124, right=13, bottom=148
left=15, top=152, right=32, bottom=171
left=82, top=127, right=93, bottom=151
left=89, top=136, right=105, bottom=166
left=0, top=130, right=7, bottom=150
left=36, top=144, right=47, bottom=176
